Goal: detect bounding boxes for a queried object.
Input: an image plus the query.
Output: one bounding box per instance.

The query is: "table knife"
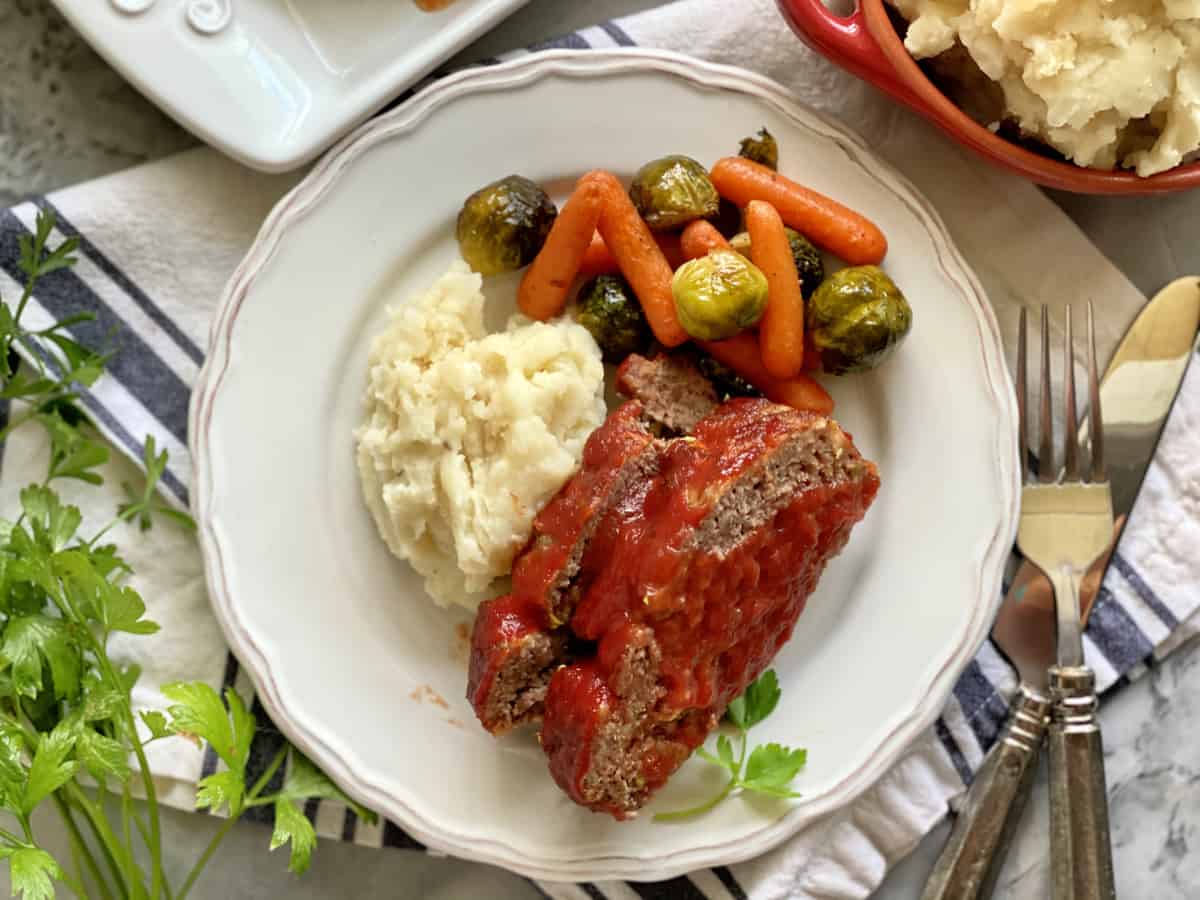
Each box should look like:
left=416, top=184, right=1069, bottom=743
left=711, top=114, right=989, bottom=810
left=922, top=276, right=1200, bottom=900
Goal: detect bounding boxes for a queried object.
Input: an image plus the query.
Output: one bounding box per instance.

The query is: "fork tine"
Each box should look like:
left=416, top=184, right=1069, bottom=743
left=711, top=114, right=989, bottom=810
left=1088, top=301, right=1105, bottom=482
left=1039, top=305, right=1054, bottom=482
left=1063, top=305, right=1079, bottom=481
left=1017, top=307, right=1028, bottom=483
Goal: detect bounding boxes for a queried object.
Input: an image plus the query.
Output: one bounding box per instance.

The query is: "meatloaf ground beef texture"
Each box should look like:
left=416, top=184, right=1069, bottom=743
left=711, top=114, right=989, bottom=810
left=466, top=357, right=879, bottom=818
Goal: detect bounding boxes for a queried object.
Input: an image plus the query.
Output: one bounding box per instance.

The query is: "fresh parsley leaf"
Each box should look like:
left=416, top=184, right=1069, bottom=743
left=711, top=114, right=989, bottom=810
left=0, top=718, right=28, bottom=808
left=139, top=710, right=172, bottom=741
left=43, top=333, right=100, bottom=376
left=85, top=543, right=130, bottom=579
left=726, top=670, right=780, bottom=732
left=278, top=751, right=376, bottom=824
left=0, top=372, right=58, bottom=400
left=0, top=615, right=82, bottom=701
left=38, top=413, right=108, bottom=485
left=741, top=743, right=806, bottom=798
left=117, top=438, right=195, bottom=533
left=0, top=847, right=63, bottom=900
left=75, top=726, right=130, bottom=784
left=695, top=734, right=738, bottom=776
left=19, top=486, right=82, bottom=553
left=162, top=682, right=255, bottom=772
left=270, top=797, right=317, bottom=875
left=80, top=674, right=125, bottom=722
left=55, top=551, right=159, bottom=636
left=656, top=670, right=804, bottom=821
left=196, top=770, right=245, bottom=817
left=17, top=212, right=77, bottom=282
left=22, top=723, right=78, bottom=815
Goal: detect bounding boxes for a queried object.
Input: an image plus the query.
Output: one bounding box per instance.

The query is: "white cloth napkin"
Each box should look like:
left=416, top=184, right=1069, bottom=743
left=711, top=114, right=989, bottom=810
left=1, top=1, right=1197, bottom=898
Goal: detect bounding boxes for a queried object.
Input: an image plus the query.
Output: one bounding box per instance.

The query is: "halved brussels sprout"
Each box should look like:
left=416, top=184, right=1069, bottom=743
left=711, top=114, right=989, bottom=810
left=671, top=249, right=769, bottom=341
left=629, top=156, right=720, bottom=230
left=456, top=175, right=557, bottom=276
left=808, top=265, right=912, bottom=374
left=575, top=275, right=654, bottom=363
left=738, top=127, right=779, bottom=170
left=729, top=227, right=825, bottom=298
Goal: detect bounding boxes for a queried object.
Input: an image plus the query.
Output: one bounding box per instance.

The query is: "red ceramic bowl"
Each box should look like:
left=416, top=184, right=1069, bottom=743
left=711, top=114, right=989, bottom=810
left=777, top=0, right=1200, bottom=194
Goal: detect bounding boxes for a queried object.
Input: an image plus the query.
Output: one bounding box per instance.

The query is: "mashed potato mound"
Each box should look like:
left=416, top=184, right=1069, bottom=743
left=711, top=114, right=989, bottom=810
left=356, top=261, right=606, bottom=610
left=892, top=0, right=1200, bottom=176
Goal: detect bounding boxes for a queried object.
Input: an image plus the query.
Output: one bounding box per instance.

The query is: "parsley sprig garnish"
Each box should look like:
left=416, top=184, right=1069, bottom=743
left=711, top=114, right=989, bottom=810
left=655, top=670, right=808, bottom=821
left=0, top=210, right=371, bottom=899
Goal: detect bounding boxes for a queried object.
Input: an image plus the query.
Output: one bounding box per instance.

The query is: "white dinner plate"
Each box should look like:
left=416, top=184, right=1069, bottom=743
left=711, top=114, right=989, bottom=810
left=49, top=0, right=529, bottom=172
left=191, top=49, right=1019, bottom=882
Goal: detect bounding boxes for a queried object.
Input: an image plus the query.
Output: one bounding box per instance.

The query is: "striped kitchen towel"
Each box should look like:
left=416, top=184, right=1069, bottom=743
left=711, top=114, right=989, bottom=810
left=2, top=1, right=1197, bottom=898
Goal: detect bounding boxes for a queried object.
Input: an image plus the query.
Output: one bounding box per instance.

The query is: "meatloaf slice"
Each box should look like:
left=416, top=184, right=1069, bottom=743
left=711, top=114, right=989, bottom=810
left=510, top=400, right=661, bottom=626
left=468, top=401, right=660, bottom=734
left=467, top=594, right=563, bottom=735
left=616, top=353, right=718, bottom=434
left=542, top=398, right=879, bottom=817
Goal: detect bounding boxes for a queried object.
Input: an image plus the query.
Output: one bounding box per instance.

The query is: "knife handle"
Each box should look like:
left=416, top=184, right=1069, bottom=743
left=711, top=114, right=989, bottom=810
left=921, top=686, right=1050, bottom=900
left=1048, top=666, right=1116, bottom=900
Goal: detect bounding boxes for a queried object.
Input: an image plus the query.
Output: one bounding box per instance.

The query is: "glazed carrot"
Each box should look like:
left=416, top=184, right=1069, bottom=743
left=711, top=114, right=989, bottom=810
left=699, top=332, right=834, bottom=415
left=746, top=200, right=805, bottom=379
left=679, top=219, right=731, bottom=260
left=518, top=177, right=606, bottom=320
left=590, top=171, right=688, bottom=347
left=802, top=332, right=821, bottom=372
left=654, top=231, right=686, bottom=271
left=580, top=231, right=685, bottom=278
left=710, top=157, right=887, bottom=265
left=579, top=232, right=619, bottom=278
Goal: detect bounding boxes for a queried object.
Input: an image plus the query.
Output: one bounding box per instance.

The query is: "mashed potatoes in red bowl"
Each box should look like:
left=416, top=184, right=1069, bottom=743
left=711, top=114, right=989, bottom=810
left=778, top=0, right=1200, bottom=194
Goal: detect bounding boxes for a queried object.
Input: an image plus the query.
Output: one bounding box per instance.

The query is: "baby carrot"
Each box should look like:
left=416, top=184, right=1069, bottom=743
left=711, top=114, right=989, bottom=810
left=518, top=177, right=606, bottom=320
left=699, top=332, right=833, bottom=415
left=710, top=157, right=887, bottom=265
left=578, top=232, right=619, bottom=278
left=680, top=219, right=731, bottom=260
left=746, top=200, right=805, bottom=379
left=654, top=231, right=686, bottom=271
left=580, top=231, right=686, bottom=277
left=591, top=171, right=688, bottom=347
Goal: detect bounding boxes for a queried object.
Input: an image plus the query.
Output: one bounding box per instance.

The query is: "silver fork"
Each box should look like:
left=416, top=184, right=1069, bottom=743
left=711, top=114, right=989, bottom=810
left=1016, top=303, right=1116, bottom=900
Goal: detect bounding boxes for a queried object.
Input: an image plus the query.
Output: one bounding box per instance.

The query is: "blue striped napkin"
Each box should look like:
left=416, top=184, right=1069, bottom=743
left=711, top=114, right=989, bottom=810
left=2, top=1, right=1196, bottom=897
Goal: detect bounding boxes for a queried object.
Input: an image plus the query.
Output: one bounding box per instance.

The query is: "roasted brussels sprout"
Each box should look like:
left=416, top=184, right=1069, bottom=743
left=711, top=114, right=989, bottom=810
left=629, top=156, right=720, bottom=230
left=576, top=275, right=654, bottom=362
left=729, top=227, right=825, bottom=298
left=738, top=127, right=779, bottom=170
left=671, top=249, right=769, bottom=341
left=456, top=175, right=557, bottom=276
left=808, top=265, right=912, bottom=374
left=693, top=350, right=761, bottom=400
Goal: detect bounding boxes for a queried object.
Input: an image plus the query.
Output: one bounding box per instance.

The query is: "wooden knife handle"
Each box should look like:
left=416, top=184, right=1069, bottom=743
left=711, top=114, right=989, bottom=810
left=1048, top=666, right=1117, bottom=900
left=921, top=686, right=1050, bottom=900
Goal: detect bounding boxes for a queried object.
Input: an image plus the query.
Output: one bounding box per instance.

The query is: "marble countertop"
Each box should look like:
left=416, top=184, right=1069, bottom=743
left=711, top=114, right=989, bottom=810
left=2, top=1, right=1198, bottom=897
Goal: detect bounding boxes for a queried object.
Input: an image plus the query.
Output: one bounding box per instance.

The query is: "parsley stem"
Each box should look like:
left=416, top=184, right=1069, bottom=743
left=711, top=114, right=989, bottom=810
left=653, top=730, right=749, bottom=822
left=248, top=745, right=290, bottom=801
left=0, top=826, right=23, bottom=846
left=64, top=784, right=142, bottom=899
left=13, top=280, right=35, bottom=330
left=121, top=693, right=165, bottom=899
left=176, top=745, right=289, bottom=900
left=53, top=793, right=114, bottom=900
left=652, top=772, right=739, bottom=821
left=174, top=815, right=238, bottom=900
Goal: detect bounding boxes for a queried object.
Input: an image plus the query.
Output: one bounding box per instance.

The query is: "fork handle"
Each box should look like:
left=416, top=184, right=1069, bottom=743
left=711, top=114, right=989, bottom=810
left=921, top=686, right=1050, bottom=900
left=1048, top=666, right=1116, bottom=900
